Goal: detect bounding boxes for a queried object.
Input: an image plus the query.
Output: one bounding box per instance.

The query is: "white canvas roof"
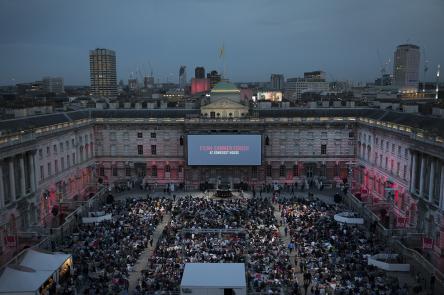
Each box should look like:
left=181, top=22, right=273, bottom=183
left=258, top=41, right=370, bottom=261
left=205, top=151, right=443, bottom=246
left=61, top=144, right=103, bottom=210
left=0, top=266, right=52, bottom=294
left=19, top=249, right=71, bottom=271
left=181, top=263, right=246, bottom=288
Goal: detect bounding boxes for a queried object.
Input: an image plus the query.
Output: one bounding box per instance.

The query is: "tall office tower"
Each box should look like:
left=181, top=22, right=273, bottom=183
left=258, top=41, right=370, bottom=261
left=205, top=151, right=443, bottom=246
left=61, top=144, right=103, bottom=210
left=207, top=70, right=222, bottom=88
left=393, top=44, right=420, bottom=92
left=89, top=48, right=117, bottom=97
left=195, top=67, right=205, bottom=79
left=42, top=77, right=64, bottom=94
left=270, top=74, right=284, bottom=90
left=179, top=66, right=187, bottom=89
left=285, top=71, right=328, bottom=100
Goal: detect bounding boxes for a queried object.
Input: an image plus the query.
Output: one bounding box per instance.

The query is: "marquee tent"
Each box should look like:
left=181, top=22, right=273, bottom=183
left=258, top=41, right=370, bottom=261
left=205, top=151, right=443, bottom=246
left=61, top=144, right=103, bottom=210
left=0, top=265, right=53, bottom=294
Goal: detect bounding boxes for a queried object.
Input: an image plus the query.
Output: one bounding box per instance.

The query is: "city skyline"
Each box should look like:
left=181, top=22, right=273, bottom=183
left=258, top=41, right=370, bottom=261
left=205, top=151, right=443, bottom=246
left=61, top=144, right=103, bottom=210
left=0, top=0, right=443, bottom=86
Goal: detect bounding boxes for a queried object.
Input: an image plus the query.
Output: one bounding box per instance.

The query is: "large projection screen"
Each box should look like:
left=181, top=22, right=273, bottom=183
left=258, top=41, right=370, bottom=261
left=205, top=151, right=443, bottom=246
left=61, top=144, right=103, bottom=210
left=187, top=134, right=262, bottom=166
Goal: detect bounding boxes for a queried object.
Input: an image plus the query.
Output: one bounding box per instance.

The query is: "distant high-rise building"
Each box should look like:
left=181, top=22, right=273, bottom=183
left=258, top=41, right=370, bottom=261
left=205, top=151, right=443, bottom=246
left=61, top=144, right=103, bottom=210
left=89, top=48, right=117, bottom=97
left=144, top=76, right=155, bottom=88
left=393, top=44, right=420, bottom=92
left=195, top=67, right=205, bottom=79
left=207, top=70, right=222, bottom=88
left=42, top=77, right=64, bottom=94
left=285, top=71, right=328, bottom=100
left=270, top=74, right=284, bottom=90
left=128, top=79, right=138, bottom=91
left=179, top=66, right=187, bottom=89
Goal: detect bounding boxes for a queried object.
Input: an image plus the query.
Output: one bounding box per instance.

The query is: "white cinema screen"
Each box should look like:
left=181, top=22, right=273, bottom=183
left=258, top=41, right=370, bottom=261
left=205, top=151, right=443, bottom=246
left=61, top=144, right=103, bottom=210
left=187, top=134, right=262, bottom=166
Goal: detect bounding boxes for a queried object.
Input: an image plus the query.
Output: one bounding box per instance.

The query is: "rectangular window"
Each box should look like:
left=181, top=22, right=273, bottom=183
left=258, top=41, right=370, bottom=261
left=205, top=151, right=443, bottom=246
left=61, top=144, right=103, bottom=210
left=398, top=146, right=401, bottom=156
left=47, top=146, right=50, bottom=156
left=403, top=165, right=407, bottom=179
left=47, top=163, right=52, bottom=176
left=279, top=165, right=285, bottom=177
left=151, top=145, right=156, bottom=155
left=72, top=153, right=76, bottom=165
left=99, top=167, right=105, bottom=176
left=405, top=149, right=408, bottom=159
left=266, top=165, right=272, bottom=177
left=321, top=144, right=327, bottom=155
left=110, top=132, right=116, bottom=141
left=348, top=132, right=354, bottom=138
left=392, top=144, right=395, bottom=153
left=54, top=160, right=58, bottom=173
left=151, top=166, right=157, bottom=177
left=137, top=132, right=143, bottom=138
left=66, top=140, right=69, bottom=150
left=293, top=165, right=299, bottom=177
left=380, top=155, right=383, bottom=166
left=40, top=165, right=44, bottom=180
left=61, top=157, right=65, bottom=170
left=138, top=145, right=144, bottom=155
left=391, top=159, right=394, bottom=172
left=53, top=144, right=57, bottom=154
left=125, top=167, right=131, bottom=177
left=39, top=149, right=43, bottom=159
left=385, top=157, right=388, bottom=169
left=251, top=166, right=258, bottom=178
left=150, top=132, right=157, bottom=139
left=397, top=162, right=400, bottom=176
left=112, top=167, right=117, bottom=177
left=165, top=165, right=171, bottom=173
left=386, top=141, right=389, bottom=151
left=380, top=140, right=384, bottom=149
left=60, top=142, right=64, bottom=152
left=67, top=155, right=70, bottom=168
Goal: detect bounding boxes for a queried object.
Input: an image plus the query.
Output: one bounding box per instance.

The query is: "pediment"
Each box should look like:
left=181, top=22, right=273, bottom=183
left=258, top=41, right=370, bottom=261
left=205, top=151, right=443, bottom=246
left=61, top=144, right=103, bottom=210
left=201, top=98, right=247, bottom=110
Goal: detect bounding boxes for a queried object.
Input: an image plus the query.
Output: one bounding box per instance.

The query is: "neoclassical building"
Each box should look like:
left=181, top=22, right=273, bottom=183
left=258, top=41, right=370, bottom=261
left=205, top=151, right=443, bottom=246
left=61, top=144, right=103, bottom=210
left=1, top=82, right=444, bottom=257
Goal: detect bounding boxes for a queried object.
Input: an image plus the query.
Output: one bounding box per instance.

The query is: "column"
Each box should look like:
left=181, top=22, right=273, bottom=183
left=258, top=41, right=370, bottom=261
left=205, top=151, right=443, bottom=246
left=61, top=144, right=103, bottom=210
left=28, top=152, right=36, bottom=192
left=19, top=155, right=26, bottom=197
left=419, top=155, right=425, bottom=198
left=9, top=158, right=16, bottom=201
left=429, top=159, right=435, bottom=203
left=410, top=152, right=417, bottom=193
left=0, top=161, right=4, bottom=208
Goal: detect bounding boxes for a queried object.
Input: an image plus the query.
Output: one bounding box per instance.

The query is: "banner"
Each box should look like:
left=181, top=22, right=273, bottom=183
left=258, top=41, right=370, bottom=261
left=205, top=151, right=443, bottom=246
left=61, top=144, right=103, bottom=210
left=422, top=237, right=433, bottom=249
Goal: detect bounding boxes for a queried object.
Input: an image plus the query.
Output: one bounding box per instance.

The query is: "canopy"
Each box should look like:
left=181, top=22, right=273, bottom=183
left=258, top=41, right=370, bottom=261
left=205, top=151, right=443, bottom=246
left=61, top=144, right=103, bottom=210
left=181, top=263, right=246, bottom=288
left=19, top=249, right=71, bottom=272
left=0, top=265, right=52, bottom=294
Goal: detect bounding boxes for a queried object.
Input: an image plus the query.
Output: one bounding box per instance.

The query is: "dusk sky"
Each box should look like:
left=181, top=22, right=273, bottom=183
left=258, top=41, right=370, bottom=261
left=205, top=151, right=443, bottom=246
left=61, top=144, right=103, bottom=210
left=0, top=0, right=443, bottom=86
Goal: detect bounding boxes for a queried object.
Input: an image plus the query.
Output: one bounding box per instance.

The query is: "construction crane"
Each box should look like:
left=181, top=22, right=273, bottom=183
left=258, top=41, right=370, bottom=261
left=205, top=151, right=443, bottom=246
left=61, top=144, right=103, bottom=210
left=423, top=49, right=429, bottom=92
left=436, top=64, right=440, bottom=100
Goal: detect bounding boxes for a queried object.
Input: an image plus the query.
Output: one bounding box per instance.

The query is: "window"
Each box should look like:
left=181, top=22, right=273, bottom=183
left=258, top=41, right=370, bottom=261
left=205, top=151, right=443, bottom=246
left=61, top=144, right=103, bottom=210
left=178, top=166, right=183, bottom=173
left=126, top=167, right=131, bottom=176
left=151, top=145, right=157, bottom=155
left=403, top=165, right=407, bottom=179
left=398, top=146, right=401, bottom=156
left=47, top=146, right=50, bottom=156
left=61, top=157, right=65, bottom=170
left=293, top=165, right=299, bottom=177
left=375, top=137, right=379, bottom=145
left=321, top=144, right=327, bottom=155
left=137, top=132, right=143, bottom=138
left=66, top=140, right=69, bottom=149
left=391, top=144, right=395, bottom=153
left=151, top=166, right=157, bottom=177
left=110, top=132, right=116, bottom=141
left=38, top=149, right=43, bottom=159
left=72, top=153, right=76, bottom=165
left=60, top=142, right=64, bottom=152
left=391, top=159, right=394, bottom=172
left=380, top=155, right=383, bottom=167
left=165, top=165, right=171, bottom=173
left=54, top=160, right=58, bottom=173
left=266, top=165, right=272, bottom=177
left=405, top=149, right=408, bottom=159
left=40, top=165, right=44, bottom=180
left=386, top=141, right=389, bottom=151
left=47, top=163, right=52, bottom=176
left=380, top=140, right=384, bottom=149
left=150, top=132, right=156, bottom=139
left=71, top=139, right=75, bottom=147
left=348, top=132, right=354, bottom=138
left=397, top=162, right=400, bottom=176
left=385, top=157, right=388, bottom=169
left=67, top=155, right=70, bottom=168
left=137, top=145, right=143, bottom=155
left=279, top=165, right=285, bottom=177
left=112, top=167, right=117, bottom=177
left=85, top=135, right=88, bottom=143
left=53, top=144, right=57, bottom=154
left=99, top=167, right=105, bottom=177
left=375, top=152, right=378, bottom=164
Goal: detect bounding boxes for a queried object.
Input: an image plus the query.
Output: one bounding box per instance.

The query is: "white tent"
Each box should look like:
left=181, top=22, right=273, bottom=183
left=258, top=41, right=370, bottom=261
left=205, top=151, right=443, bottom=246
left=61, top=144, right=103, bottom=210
left=19, top=249, right=72, bottom=281
left=0, top=265, right=53, bottom=294
left=181, top=263, right=246, bottom=295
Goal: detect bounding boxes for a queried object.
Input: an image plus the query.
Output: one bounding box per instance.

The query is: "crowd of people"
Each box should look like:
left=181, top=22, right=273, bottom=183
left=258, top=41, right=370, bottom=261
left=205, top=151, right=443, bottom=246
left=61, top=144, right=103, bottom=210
left=279, top=197, right=409, bottom=295
left=135, top=195, right=297, bottom=294
left=56, top=197, right=172, bottom=295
